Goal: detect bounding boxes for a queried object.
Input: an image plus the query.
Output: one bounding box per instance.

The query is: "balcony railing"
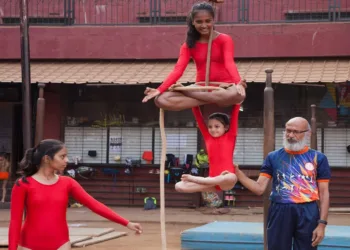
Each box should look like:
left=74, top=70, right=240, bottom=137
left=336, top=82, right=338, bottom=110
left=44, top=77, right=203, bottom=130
left=0, top=0, right=349, bottom=26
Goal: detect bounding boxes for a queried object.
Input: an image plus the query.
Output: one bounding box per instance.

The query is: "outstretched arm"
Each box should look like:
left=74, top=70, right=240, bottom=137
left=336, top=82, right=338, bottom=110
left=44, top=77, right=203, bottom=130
left=142, top=44, right=190, bottom=103
left=236, top=167, right=271, bottom=196
left=192, top=107, right=210, bottom=139
left=157, top=44, right=191, bottom=94
left=8, top=182, right=26, bottom=250
left=236, top=154, right=273, bottom=196
left=69, top=178, right=129, bottom=226
left=227, top=105, right=240, bottom=137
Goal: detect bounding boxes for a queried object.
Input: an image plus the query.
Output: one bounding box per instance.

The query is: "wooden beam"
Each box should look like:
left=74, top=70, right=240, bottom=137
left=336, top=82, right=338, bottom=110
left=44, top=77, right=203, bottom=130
left=20, top=0, right=32, bottom=151
left=35, top=83, right=45, bottom=145
left=263, top=69, right=274, bottom=250
left=310, top=104, right=317, bottom=150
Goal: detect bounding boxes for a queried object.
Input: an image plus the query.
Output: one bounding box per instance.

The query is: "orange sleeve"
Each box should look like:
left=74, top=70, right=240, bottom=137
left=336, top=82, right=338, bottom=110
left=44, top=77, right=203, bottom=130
left=260, top=173, right=272, bottom=179
left=316, top=179, right=330, bottom=183
left=157, top=43, right=191, bottom=93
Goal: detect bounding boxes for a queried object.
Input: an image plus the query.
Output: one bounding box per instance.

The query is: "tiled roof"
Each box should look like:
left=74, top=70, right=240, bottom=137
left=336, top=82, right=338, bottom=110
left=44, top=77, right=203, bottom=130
left=0, top=59, right=349, bottom=84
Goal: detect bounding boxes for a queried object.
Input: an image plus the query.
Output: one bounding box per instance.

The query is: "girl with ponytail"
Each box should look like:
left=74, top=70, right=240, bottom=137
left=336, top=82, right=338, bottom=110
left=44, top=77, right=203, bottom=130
left=142, top=1, right=247, bottom=110
left=9, top=139, right=142, bottom=250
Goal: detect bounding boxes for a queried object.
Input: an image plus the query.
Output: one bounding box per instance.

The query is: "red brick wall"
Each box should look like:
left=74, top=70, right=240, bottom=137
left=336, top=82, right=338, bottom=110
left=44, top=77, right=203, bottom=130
left=1, top=23, right=350, bottom=59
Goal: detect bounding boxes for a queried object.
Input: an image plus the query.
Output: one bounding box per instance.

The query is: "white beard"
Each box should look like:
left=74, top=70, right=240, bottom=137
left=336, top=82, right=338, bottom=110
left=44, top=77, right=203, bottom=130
left=283, top=134, right=308, bottom=152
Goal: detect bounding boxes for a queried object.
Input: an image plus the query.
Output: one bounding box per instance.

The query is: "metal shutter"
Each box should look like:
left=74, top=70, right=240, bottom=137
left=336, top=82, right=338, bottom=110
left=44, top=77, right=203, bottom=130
left=324, top=128, right=350, bottom=167
left=108, top=127, right=152, bottom=163
left=154, top=127, right=198, bottom=164
left=234, top=128, right=264, bottom=165
left=64, top=127, right=107, bottom=164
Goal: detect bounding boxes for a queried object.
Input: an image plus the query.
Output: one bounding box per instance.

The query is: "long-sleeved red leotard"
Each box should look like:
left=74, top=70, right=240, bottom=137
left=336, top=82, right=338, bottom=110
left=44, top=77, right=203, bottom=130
left=192, top=105, right=240, bottom=178
left=9, top=176, right=129, bottom=250
left=157, top=33, right=241, bottom=93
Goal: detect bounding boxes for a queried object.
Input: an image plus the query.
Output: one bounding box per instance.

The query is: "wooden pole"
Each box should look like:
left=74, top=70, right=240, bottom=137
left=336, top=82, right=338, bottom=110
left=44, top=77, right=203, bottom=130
left=310, top=104, right=317, bottom=150
left=35, top=84, right=46, bottom=145
left=20, top=0, right=32, bottom=151
left=159, top=109, right=167, bottom=250
left=263, top=69, right=274, bottom=250
left=204, top=3, right=216, bottom=86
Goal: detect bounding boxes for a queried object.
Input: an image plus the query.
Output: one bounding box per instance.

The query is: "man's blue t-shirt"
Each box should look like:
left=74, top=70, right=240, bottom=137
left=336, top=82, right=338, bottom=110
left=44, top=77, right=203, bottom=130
left=260, top=146, right=331, bottom=203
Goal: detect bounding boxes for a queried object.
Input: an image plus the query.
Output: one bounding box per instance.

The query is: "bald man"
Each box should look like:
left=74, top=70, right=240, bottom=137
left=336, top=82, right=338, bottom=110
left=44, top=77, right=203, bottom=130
left=236, top=117, right=331, bottom=250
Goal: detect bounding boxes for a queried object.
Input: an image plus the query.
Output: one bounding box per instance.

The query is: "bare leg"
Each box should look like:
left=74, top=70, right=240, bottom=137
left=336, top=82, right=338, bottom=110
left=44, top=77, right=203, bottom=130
left=1, top=180, right=7, bottom=202
left=155, top=91, right=209, bottom=111
left=181, top=171, right=238, bottom=191
left=18, top=246, right=32, bottom=250
left=175, top=181, right=216, bottom=193
left=181, top=85, right=245, bottom=107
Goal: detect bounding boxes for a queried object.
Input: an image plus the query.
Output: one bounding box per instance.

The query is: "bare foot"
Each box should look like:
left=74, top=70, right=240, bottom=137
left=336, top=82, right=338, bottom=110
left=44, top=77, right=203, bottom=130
left=180, top=174, right=197, bottom=182
left=169, top=83, right=184, bottom=91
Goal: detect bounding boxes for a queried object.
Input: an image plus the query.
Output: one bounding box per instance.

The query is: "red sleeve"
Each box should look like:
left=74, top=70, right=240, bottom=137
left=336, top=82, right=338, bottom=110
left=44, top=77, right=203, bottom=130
left=157, top=43, right=191, bottom=94
left=8, top=181, right=26, bottom=250
left=227, top=105, right=240, bottom=137
left=69, top=178, right=129, bottom=226
left=192, top=107, right=210, bottom=139
left=222, top=35, right=241, bottom=84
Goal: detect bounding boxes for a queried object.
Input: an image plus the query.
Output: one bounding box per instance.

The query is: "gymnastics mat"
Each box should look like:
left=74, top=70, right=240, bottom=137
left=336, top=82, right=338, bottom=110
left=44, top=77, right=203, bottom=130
left=0, top=227, right=7, bottom=235
left=181, top=221, right=350, bottom=250
left=69, top=227, right=115, bottom=237
left=0, top=227, right=126, bottom=247
left=0, top=235, right=6, bottom=246
left=72, top=231, right=127, bottom=247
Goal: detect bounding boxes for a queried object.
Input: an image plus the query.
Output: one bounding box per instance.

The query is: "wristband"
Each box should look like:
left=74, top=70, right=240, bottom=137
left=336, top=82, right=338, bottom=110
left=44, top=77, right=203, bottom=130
left=318, top=219, right=328, bottom=225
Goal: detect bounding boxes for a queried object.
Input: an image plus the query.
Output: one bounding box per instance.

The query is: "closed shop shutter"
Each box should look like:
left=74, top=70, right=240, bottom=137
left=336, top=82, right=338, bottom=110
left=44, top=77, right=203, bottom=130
left=234, top=128, right=264, bottom=165
left=154, top=127, right=198, bottom=164
left=108, top=127, right=152, bottom=163
left=324, top=128, right=350, bottom=167
left=64, top=127, right=107, bottom=164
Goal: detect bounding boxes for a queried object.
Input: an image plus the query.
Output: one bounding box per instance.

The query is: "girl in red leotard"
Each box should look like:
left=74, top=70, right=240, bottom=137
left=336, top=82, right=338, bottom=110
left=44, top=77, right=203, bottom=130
left=142, top=2, right=246, bottom=110
left=9, top=139, right=142, bottom=250
left=175, top=105, right=240, bottom=193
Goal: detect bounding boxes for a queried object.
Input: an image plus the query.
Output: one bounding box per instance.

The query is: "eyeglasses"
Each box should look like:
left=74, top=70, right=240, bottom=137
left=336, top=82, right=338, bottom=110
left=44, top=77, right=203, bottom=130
left=284, top=129, right=309, bottom=135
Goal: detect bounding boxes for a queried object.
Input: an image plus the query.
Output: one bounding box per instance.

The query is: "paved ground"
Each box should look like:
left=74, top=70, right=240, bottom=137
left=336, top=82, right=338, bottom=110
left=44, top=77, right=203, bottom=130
left=1, top=206, right=350, bottom=249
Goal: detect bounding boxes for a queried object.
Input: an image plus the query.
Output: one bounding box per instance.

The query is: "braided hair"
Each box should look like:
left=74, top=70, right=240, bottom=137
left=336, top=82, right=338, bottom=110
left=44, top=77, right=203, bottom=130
left=186, top=2, right=215, bottom=48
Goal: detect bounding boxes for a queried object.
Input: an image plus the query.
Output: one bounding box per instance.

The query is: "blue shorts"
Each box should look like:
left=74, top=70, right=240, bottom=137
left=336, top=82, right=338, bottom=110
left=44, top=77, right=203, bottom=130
left=267, top=201, right=320, bottom=250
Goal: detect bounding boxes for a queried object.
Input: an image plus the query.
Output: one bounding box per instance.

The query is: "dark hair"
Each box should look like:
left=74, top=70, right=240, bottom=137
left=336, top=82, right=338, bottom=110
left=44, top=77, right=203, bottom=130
left=186, top=2, right=215, bottom=48
left=208, top=112, right=230, bottom=127
left=16, top=139, right=65, bottom=185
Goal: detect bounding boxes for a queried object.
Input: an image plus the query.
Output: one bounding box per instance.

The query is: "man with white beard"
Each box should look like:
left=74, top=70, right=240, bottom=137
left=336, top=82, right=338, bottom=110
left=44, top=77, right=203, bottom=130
left=236, top=117, right=331, bottom=250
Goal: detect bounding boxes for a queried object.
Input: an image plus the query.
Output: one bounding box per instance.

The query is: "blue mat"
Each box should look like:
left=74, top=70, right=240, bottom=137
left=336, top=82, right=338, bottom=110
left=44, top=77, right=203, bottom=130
left=181, top=221, right=350, bottom=250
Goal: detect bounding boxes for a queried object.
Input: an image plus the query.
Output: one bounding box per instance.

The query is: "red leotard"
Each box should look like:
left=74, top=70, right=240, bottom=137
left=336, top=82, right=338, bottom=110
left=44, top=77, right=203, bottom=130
left=157, top=33, right=241, bottom=93
left=9, top=176, right=129, bottom=250
left=192, top=105, right=240, bottom=178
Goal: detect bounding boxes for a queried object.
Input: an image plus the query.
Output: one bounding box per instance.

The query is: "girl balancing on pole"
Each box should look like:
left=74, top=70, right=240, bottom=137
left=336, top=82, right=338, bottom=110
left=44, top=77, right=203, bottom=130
left=142, top=1, right=247, bottom=110
left=9, top=139, right=142, bottom=250
left=176, top=105, right=240, bottom=192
